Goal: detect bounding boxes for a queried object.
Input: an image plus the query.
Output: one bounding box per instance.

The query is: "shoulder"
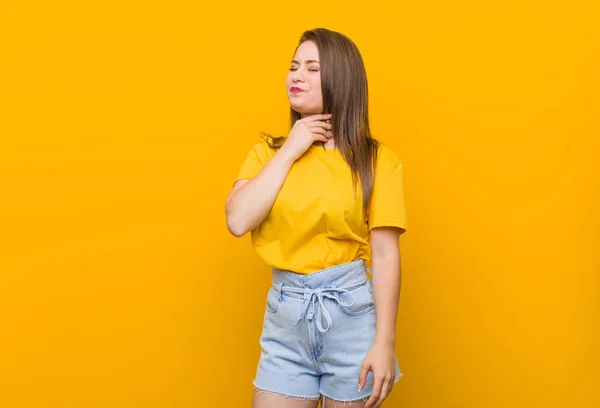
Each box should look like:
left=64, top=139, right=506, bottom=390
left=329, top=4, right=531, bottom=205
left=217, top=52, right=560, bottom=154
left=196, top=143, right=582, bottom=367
left=246, top=135, right=279, bottom=162
left=375, top=142, right=404, bottom=173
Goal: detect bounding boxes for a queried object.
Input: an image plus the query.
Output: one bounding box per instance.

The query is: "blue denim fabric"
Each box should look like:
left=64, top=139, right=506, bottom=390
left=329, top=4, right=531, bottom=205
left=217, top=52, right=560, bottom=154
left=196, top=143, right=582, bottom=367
left=253, top=259, right=402, bottom=401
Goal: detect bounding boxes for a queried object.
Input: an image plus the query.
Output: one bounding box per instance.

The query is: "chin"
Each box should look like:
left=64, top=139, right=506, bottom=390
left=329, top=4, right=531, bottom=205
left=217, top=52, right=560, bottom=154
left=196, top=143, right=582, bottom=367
left=289, top=105, right=307, bottom=114
left=290, top=104, right=317, bottom=115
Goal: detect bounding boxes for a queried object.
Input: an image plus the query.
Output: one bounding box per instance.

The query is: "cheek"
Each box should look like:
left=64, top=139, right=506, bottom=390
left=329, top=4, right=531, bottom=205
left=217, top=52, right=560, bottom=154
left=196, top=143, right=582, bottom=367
left=311, top=81, right=322, bottom=99
left=312, top=77, right=321, bottom=90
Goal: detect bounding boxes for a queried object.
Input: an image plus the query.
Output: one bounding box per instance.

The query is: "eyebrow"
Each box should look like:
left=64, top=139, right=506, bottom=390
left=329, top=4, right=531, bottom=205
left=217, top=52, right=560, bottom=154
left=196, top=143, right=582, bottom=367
left=290, top=59, right=320, bottom=64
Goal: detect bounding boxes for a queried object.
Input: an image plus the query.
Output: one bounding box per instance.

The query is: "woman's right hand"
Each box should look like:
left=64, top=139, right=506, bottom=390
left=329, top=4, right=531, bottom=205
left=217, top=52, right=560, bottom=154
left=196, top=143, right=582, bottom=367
left=280, top=113, right=333, bottom=161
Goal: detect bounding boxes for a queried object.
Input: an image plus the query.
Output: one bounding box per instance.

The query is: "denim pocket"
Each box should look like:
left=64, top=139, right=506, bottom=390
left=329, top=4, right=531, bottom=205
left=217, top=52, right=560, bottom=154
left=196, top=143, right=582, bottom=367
left=265, top=286, right=280, bottom=314
left=340, top=280, right=375, bottom=316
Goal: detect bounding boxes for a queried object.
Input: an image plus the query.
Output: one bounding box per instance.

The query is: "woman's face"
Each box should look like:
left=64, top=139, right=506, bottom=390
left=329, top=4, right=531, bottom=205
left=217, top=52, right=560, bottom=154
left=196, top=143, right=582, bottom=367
left=286, top=40, right=323, bottom=117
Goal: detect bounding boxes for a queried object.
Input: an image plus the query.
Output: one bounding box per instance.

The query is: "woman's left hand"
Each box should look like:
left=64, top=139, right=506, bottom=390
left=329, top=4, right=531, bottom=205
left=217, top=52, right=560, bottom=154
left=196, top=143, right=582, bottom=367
left=358, top=341, right=397, bottom=408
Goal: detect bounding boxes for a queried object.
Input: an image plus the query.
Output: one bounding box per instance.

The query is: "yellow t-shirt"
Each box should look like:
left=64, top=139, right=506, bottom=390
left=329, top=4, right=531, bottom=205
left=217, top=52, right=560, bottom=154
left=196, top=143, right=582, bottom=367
left=234, top=138, right=408, bottom=274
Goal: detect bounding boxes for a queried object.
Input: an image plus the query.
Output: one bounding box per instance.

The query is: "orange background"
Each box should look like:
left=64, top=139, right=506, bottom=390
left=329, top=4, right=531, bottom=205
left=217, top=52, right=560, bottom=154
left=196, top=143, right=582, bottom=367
left=1, top=1, right=598, bottom=407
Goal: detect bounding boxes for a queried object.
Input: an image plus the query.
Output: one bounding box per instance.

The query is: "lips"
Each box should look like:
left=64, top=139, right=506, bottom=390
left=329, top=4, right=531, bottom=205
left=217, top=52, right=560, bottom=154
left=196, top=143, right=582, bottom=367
left=290, top=87, right=304, bottom=93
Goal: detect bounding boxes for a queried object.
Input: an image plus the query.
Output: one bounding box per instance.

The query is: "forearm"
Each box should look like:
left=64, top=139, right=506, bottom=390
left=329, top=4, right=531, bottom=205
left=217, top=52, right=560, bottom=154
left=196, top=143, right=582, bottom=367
left=371, top=251, right=401, bottom=346
left=226, top=148, right=295, bottom=236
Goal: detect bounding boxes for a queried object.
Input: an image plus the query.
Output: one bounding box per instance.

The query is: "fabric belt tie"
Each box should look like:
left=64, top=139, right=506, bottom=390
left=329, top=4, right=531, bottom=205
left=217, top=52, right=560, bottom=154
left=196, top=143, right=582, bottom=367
left=274, top=282, right=361, bottom=333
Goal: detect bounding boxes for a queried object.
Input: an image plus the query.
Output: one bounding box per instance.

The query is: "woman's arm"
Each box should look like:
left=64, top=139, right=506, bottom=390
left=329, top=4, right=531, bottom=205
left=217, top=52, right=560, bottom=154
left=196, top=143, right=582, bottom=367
left=370, top=226, right=402, bottom=346
left=225, top=113, right=333, bottom=237
left=359, top=226, right=402, bottom=408
left=225, top=147, right=296, bottom=237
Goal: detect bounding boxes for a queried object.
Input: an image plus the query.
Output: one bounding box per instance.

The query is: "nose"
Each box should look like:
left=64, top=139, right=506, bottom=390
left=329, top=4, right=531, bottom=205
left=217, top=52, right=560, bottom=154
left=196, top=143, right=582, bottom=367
left=292, top=68, right=305, bottom=83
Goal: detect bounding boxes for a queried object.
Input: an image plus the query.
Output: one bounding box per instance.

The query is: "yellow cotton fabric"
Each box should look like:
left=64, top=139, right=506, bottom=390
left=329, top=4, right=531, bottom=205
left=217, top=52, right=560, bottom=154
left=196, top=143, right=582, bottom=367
left=234, top=139, right=408, bottom=274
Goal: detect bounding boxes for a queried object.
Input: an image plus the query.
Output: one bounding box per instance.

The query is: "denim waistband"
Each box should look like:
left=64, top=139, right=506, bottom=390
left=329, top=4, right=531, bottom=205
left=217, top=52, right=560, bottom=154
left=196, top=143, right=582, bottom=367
left=271, top=259, right=372, bottom=333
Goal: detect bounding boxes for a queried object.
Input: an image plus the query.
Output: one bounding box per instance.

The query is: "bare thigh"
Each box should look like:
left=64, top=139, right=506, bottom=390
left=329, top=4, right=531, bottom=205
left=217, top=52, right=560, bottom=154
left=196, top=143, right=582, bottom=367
left=252, top=388, right=319, bottom=408
left=320, top=395, right=370, bottom=407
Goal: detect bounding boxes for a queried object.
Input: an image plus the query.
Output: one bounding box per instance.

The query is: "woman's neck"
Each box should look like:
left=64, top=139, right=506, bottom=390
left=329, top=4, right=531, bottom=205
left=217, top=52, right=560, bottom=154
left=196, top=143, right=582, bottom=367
left=300, top=113, right=335, bottom=149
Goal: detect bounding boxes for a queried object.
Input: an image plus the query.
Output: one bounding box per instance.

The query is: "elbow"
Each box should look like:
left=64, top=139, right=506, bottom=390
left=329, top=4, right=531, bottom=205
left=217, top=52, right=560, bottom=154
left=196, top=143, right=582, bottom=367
left=228, top=226, right=247, bottom=238
left=226, top=215, right=249, bottom=238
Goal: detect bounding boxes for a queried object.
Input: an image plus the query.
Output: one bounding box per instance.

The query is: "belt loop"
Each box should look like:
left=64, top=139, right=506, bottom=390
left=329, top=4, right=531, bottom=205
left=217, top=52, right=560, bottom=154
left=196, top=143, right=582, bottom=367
left=278, top=282, right=285, bottom=302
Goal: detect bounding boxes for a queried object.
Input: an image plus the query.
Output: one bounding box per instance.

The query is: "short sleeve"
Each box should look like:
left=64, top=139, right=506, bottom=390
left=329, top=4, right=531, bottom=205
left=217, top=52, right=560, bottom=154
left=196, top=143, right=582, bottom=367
left=234, top=140, right=270, bottom=184
left=368, top=160, right=408, bottom=233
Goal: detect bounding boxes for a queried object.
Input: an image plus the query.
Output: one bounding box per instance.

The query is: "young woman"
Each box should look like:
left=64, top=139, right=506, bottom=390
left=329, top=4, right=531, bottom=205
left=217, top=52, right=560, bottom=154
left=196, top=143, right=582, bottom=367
left=226, top=28, right=408, bottom=408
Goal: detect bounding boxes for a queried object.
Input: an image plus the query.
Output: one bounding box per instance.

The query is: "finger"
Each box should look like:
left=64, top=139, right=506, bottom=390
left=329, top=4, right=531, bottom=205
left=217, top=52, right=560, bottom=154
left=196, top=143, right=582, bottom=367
left=376, top=377, right=392, bottom=407
left=314, top=134, right=329, bottom=143
left=388, top=376, right=396, bottom=393
left=308, top=121, right=331, bottom=130
left=310, top=126, right=331, bottom=135
left=314, top=121, right=332, bottom=128
left=310, top=127, right=332, bottom=139
left=314, top=132, right=329, bottom=143
left=357, top=363, right=369, bottom=392
left=310, top=128, right=329, bottom=143
left=366, top=376, right=383, bottom=408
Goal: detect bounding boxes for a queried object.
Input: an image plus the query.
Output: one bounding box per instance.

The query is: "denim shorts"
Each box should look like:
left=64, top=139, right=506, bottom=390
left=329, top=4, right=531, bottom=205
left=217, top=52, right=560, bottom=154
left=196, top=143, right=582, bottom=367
left=253, top=259, right=402, bottom=402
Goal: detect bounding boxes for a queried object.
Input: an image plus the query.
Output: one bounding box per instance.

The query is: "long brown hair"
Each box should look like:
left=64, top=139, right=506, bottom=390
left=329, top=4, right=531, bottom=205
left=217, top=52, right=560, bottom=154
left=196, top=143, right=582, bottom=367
left=262, top=28, right=379, bottom=220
